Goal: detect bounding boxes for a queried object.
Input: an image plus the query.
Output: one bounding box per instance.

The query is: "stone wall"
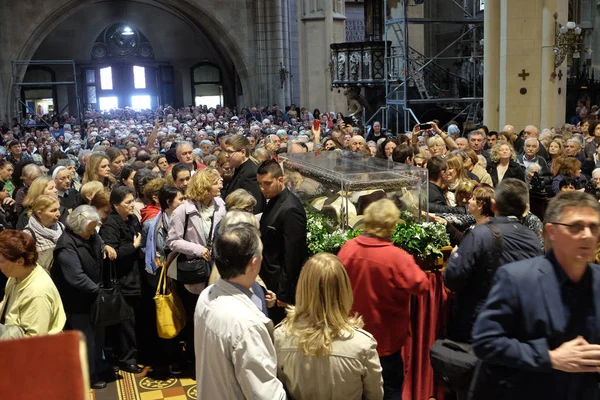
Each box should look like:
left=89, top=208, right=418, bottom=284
left=0, top=0, right=265, bottom=121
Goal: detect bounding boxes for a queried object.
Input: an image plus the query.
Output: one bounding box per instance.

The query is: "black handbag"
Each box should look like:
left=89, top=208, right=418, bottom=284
left=430, top=339, right=479, bottom=390
left=90, top=259, right=134, bottom=326
left=176, top=209, right=215, bottom=284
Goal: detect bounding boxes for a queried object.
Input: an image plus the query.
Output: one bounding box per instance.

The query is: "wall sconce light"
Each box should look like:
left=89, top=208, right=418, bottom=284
left=553, top=13, right=583, bottom=69
left=279, top=62, right=290, bottom=89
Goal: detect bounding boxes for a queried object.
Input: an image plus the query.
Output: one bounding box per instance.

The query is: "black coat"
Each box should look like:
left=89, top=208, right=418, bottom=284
left=428, top=182, right=466, bottom=214
left=52, top=229, right=103, bottom=314
left=487, top=160, right=525, bottom=187
left=58, top=188, right=80, bottom=211
left=221, top=159, right=265, bottom=214
left=99, top=212, right=142, bottom=296
left=444, top=216, right=543, bottom=342
left=259, top=188, right=307, bottom=304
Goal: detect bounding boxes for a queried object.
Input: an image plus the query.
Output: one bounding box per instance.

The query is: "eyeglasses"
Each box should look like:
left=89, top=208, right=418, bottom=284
left=550, top=222, right=600, bottom=236
left=224, top=150, right=239, bottom=157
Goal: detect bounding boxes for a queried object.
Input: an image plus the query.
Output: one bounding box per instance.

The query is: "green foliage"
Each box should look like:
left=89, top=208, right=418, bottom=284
left=391, top=221, right=450, bottom=259
left=306, top=209, right=361, bottom=254
left=306, top=207, right=450, bottom=258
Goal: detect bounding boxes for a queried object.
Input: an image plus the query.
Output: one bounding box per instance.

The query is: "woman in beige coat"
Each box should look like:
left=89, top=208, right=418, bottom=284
left=274, top=253, right=383, bottom=400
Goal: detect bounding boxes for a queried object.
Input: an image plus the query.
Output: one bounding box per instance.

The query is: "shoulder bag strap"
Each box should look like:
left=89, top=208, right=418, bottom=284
left=485, top=223, right=504, bottom=277
left=24, top=227, right=37, bottom=244
left=206, top=209, right=217, bottom=249
left=182, top=211, right=189, bottom=241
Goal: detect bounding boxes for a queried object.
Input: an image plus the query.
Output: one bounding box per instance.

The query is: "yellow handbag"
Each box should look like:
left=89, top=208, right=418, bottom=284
left=153, top=265, right=186, bottom=339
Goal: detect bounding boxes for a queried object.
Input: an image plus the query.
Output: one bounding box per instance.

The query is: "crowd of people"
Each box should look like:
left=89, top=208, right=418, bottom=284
left=0, top=103, right=599, bottom=399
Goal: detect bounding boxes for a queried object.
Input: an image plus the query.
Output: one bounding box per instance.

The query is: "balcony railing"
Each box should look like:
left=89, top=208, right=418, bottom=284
left=329, top=41, right=390, bottom=87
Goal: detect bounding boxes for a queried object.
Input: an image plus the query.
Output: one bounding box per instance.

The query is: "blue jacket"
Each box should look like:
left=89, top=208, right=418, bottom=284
left=472, top=253, right=600, bottom=400
left=444, top=216, right=542, bottom=342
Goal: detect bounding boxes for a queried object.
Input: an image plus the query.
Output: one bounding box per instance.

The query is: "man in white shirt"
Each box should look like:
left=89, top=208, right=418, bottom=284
left=194, top=223, right=286, bottom=400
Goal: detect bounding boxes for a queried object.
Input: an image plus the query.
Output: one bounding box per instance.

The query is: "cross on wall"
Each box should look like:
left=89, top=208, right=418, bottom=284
left=518, top=69, right=530, bottom=81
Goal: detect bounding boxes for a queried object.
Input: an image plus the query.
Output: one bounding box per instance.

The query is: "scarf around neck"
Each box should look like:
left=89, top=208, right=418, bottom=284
left=25, top=215, right=64, bottom=252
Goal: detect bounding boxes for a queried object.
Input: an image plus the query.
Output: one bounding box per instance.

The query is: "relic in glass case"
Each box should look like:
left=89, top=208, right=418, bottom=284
left=281, top=151, right=428, bottom=229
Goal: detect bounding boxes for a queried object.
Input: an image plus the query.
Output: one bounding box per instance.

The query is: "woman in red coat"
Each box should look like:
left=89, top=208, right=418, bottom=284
left=338, top=198, right=430, bottom=400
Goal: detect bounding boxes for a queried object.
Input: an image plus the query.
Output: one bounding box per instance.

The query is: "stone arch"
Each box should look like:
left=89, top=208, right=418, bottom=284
left=5, top=0, right=256, bottom=118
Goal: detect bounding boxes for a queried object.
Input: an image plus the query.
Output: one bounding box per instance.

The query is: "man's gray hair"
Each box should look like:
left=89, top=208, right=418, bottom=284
left=176, top=141, right=193, bottom=153
left=468, top=130, right=486, bottom=143
left=66, top=205, right=101, bottom=236
left=524, top=137, right=539, bottom=147
left=544, top=191, right=600, bottom=225
left=566, top=138, right=582, bottom=149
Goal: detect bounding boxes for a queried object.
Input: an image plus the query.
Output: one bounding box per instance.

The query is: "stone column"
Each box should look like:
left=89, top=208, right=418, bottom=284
left=298, top=0, right=347, bottom=113
left=483, top=0, right=500, bottom=130
left=484, top=0, right=569, bottom=131
left=540, top=0, right=568, bottom=130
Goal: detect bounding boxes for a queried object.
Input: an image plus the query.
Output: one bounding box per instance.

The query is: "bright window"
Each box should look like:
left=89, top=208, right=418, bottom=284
left=131, top=95, right=151, bottom=110
left=100, top=67, right=113, bottom=90
left=194, top=95, right=222, bottom=109
left=133, top=66, right=146, bottom=89
left=98, top=96, right=118, bottom=111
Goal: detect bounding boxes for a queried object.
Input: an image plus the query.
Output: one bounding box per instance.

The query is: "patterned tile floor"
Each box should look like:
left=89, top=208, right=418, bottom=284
left=94, top=367, right=196, bottom=400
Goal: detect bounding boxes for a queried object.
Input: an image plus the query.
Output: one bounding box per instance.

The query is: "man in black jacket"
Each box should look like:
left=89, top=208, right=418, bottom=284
left=257, top=159, right=307, bottom=324
left=221, top=135, right=265, bottom=213
left=427, top=156, right=466, bottom=214
left=444, top=178, right=543, bottom=343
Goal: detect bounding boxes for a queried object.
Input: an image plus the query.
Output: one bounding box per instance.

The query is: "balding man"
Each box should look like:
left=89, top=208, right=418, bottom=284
left=503, top=124, right=522, bottom=153
left=349, top=136, right=366, bottom=152
left=522, top=125, right=548, bottom=160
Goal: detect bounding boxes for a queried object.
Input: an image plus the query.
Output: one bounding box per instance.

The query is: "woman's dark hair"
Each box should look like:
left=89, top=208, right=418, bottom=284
left=50, top=151, right=68, bottom=167
left=119, top=165, right=137, bottom=185
left=12, top=159, right=36, bottom=188
left=105, top=146, right=123, bottom=163
left=158, top=185, right=184, bottom=210
left=133, top=168, right=159, bottom=200
left=171, top=163, right=191, bottom=181
left=0, top=230, right=37, bottom=266
left=154, top=154, right=167, bottom=166
left=375, top=138, right=399, bottom=159
left=313, top=109, right=320, bottom=120
left=109, top=185, right=134, bottom=206
left=588, top=120, right=600, bottom=137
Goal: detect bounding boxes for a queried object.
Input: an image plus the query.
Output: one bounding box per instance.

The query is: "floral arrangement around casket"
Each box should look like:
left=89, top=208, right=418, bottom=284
left=306, top=208, right=451, bottom=266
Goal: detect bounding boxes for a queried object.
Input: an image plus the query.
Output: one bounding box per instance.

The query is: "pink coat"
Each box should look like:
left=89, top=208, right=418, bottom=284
left=166, top=198, right=226, bottom=259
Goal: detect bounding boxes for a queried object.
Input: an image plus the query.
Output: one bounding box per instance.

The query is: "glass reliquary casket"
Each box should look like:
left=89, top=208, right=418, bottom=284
left=281, top=151, right=428, bottom=229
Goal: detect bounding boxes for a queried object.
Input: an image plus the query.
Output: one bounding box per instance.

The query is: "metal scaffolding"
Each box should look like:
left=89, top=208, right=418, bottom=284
left=11, top=60, right=82, bottom=125
left=383, top=0, right=484, bottom=132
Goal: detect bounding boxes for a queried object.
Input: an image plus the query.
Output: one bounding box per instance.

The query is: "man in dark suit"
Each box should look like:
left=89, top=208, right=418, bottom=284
left=257, top=159, right=307, bottom=324
left=221, top=135, right=265, bottom=213
left=472, top=191, right=600, bottom=400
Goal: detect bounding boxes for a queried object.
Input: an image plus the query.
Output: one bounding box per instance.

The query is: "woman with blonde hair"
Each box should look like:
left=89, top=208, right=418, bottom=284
left=17, top=175, right=67, bottom=229
left=166, top=168, right=227, bottom=362
left=338, top=198, right=429, bottom=399
left=445, top=155, right=470, bottom=195
left=23, top=195, right=64, bottom=271
left=274, top=252, right=383, bottom=400
left=82, top=152, right=113, bottom=188
left=487, top=143, right=525, bottom=186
